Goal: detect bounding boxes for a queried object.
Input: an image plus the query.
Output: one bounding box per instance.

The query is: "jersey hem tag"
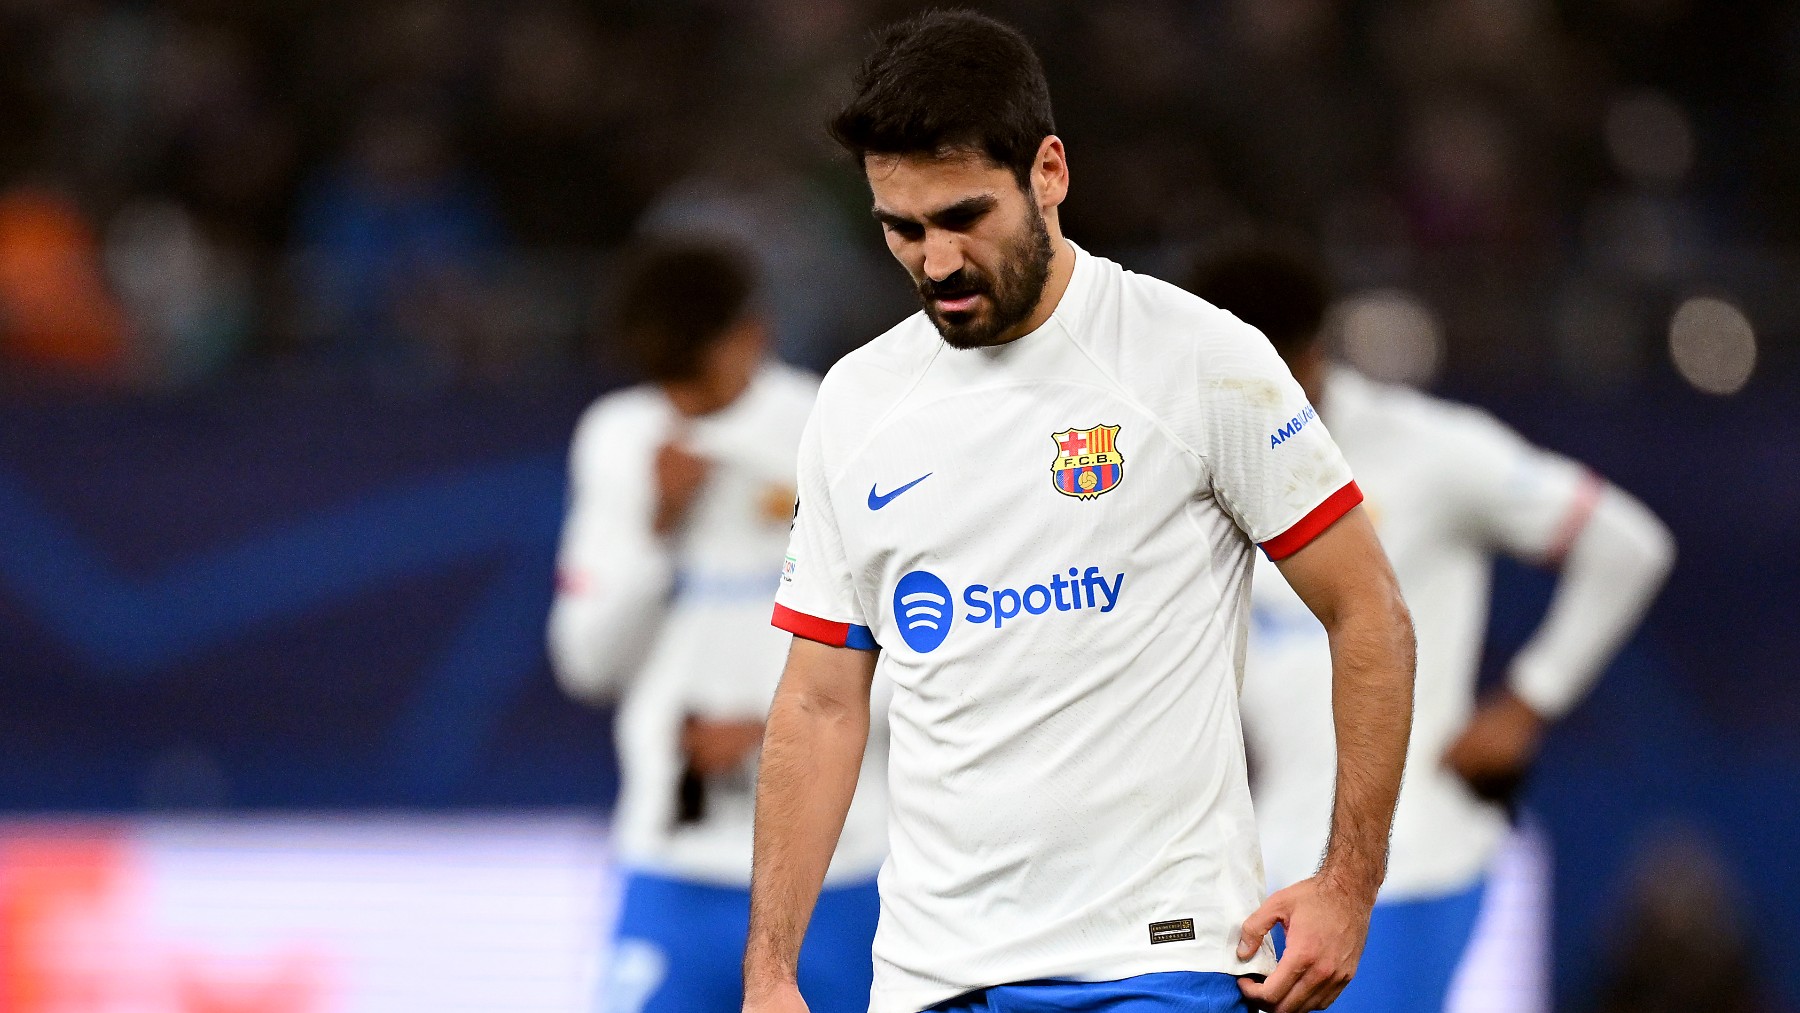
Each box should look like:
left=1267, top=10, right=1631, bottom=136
left=1148, top=918, right=1196, bottom=944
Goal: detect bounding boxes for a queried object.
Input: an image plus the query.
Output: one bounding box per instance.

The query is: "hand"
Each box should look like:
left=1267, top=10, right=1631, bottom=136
left=1237, top=875, right=1375, bottom=1012
left=743, top=978, right=809, bottom=1013
left=683, top=716, right=766, bottom=776
left=652, top=440, right=710, bottom=536
left=1442, top=688, right=1546, bottom=801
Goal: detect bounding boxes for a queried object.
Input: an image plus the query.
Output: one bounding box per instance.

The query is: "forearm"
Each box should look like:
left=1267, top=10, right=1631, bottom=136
left=742, top=664, right=870, bottom=995
left=1270, top=509, right=1416, bottom=900
left=546, top=542, right=673, bottom=702
left=1509, top=486, right=1675, bottom=718
left=547, top=585, right=666, bottom=701
left=1319, top=589, right=1415, bottom=900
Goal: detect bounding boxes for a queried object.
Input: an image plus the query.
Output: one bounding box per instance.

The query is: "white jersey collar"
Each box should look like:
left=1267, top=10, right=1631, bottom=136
left=966, top=238, right=1096, bottom=361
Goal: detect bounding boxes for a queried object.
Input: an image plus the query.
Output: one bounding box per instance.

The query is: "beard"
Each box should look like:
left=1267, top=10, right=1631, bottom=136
left=916, top=203, right=1055, bottom=350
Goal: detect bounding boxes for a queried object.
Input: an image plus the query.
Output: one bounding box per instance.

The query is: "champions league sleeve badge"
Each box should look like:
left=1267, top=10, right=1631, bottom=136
left=1050, top=424, right=1124, bottom=500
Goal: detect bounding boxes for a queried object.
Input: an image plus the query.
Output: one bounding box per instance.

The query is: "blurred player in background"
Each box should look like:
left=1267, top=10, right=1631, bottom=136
left=1188, top=240, right=1676, bottom=1013
left=548, top=240, right=888, bottom=1013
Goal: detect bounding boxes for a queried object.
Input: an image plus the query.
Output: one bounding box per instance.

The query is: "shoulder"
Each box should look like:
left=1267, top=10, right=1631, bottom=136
left=823, top=312, right=938, bottom=387
left=751, top=361, right=823, bottom=424
left=1336, top=370, right=1538, bottom=468
left=1061, top=252, right=1277, bottom=391
left=1057, top=256, right=1302, bottom=459
left=1374, top=375, right=1524, bottom=445
left=1119, top=268, right=1300, bottom=420
left=811, top=312, right=941, bottom=436
left=759, top=360, right=821, bottom=397
left=569, top=384, right=666, bottom=463
left=573, top=383, right=664, bottom=434
left=1123, top=267, right=1254, bottom=340
left=1110, top=266, right=1283, bottom=379
left=1119, top=265, right=1220, bottom=324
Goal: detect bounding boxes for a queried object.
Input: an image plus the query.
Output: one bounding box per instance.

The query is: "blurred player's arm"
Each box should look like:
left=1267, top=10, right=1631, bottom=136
left=1447, top=466, right=1675, bottom=793
left=742, top=637, right=876, bottom=1013
left=546, top=406, right=679, bottom=703
left=1239, top=506, right=1416, bottom=1013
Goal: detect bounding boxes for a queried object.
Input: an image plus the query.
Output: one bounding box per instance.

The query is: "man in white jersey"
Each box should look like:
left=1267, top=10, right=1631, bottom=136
left=1188, top=241, right=1676, bottom=1013
left=549, top=241, right=889, bottom=1013
left=741, top=13, right=1418, bottom=1013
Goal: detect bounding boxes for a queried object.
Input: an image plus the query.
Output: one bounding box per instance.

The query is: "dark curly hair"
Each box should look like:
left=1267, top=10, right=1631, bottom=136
left=830, top=10, right=1055, bottom=188
left=615, top=240, right=757, bottom=383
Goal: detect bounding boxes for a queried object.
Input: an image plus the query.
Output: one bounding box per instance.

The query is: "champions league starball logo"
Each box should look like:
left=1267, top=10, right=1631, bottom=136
left=892, top=570, right=954, bottom=654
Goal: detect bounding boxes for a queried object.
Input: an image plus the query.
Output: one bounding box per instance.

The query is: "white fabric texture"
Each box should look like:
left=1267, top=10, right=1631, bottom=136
left=775, top=244, right=1357, bottom=1013
left=1241, top=367, right=1673, bottom=900
left=547, top=364, right=889, bottom=886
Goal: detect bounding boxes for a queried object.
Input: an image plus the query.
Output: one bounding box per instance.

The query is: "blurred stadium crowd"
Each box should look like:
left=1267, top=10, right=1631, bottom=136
left=0, top=0, right=1793, bottom=391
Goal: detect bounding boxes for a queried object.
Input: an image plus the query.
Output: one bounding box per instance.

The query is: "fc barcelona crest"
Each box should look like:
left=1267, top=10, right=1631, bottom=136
left=1050, top=424, right=1125, bottom=500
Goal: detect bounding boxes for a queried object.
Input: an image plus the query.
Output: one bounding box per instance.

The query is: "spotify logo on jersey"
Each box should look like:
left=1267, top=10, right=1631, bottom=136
left=890, top=564, right=1129, bottom=654
left=892, top=570, right=954, bottom=654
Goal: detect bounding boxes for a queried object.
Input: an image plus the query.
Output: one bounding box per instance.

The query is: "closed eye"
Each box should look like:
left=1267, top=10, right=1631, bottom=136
left=929, top=194, right=998, bottom=231
left=881, top=218, right=925, bottom=241
left=934, top=206, right=989, bottom=231
left=873, top=193, right=997, bottom=239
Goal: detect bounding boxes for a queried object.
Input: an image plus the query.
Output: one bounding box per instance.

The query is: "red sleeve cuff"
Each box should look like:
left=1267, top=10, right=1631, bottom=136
left=1260, top=481, right=1364, bottom=561
left=772, top=604, right=878, bottom=651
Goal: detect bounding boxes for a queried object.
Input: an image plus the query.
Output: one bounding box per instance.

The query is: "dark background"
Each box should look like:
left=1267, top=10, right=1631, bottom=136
left=1, top=1, right=1794, bottom=1009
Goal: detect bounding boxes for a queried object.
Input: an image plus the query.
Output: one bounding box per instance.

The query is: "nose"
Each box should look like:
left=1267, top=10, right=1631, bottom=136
left=922, top=232, right=965, bottom=284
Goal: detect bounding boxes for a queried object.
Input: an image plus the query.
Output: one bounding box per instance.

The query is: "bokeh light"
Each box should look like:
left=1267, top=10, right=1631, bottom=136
left=1668, top=295, right=1756, bottom=395
left=1335, top=289, right=1445, bottom=388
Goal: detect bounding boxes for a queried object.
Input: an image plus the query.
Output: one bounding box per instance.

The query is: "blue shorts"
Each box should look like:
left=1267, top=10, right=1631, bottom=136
left=928, top=972, right=1253, bottom=1012
left=1273, top=877, right=1486, bottom=1013
left=596, top=871, right=880, bottom=1013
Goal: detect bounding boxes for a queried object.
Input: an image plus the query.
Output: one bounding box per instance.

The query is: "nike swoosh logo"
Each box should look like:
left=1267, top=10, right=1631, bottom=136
left=868, top=473, right=932, bottom=510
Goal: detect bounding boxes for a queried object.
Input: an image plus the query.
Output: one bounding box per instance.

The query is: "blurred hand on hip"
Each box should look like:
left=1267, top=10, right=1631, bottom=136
left=1443, top=688, right=1546, bottom=802
left=683, top=716, right=766, bottom=776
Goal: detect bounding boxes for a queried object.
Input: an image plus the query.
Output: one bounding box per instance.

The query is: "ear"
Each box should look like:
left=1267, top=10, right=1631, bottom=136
left=1032, top=136, right=1070, bottom=211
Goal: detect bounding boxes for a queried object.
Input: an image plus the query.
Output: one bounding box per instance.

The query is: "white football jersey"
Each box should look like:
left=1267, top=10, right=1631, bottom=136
left=548, top=363, right=888, bottom=886
left=773, top=244, right=1359, bottom=1013
left=1241, top=367, right=1595, bottom=900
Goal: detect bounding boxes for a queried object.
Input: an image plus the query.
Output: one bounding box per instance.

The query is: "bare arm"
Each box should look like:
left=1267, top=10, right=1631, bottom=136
left=742, top=637, right=878, bottom=1013
left=1239, top=506, right=1415, bottom=1013
left=1283, top=506, right=1415, bottom=900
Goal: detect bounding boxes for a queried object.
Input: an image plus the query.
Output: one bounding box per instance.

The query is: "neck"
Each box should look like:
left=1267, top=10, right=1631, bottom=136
left=663, top=377, right=744, bottom=418
left=994, top=232, right=1078, bottom=345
